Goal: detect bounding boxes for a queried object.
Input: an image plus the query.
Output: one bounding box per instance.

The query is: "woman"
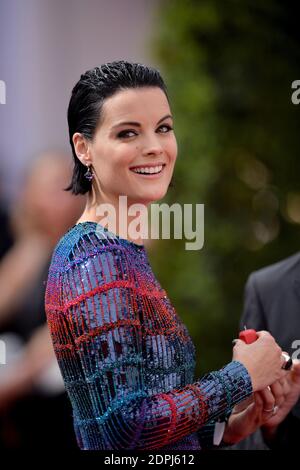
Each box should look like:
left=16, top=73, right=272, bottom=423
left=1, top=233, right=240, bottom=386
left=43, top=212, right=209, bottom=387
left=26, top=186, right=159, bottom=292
left=45, top=61, right=287, bottom=450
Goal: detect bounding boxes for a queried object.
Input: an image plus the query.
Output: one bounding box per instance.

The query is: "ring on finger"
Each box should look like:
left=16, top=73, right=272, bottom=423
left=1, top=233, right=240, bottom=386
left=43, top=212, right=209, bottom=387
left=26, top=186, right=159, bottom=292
left=263, top=406, right=274, bottom=412
left=263, top=405, right=278, bottom=415
left=281, top=353, right=293, bottom=370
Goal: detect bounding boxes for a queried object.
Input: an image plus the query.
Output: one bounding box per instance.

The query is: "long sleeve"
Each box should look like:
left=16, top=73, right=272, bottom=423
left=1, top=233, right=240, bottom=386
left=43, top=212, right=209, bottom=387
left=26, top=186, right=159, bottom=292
left=45, top=228, right=253, bottom=450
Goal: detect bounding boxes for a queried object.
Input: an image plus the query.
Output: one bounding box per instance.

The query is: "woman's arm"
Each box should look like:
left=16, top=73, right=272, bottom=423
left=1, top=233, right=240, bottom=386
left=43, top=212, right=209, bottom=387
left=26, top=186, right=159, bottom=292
left=46, top=246, right=252, bottom=450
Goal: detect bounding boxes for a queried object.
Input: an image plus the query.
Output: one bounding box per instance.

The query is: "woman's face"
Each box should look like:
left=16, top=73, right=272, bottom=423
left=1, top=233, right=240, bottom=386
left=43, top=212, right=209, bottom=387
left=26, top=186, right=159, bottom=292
left=87, top=86, right=177, bottom=206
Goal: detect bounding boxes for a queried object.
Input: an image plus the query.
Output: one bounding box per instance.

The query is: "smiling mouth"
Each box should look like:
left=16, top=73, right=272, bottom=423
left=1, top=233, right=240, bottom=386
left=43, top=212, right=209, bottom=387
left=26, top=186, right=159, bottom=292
left=130, top=164, right=166, bottom=176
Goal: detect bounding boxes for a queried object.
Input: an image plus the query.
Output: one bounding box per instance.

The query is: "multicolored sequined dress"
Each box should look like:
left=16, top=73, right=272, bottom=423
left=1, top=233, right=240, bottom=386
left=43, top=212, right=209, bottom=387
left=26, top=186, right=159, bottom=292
left=44, top=222, right=252, bottom=450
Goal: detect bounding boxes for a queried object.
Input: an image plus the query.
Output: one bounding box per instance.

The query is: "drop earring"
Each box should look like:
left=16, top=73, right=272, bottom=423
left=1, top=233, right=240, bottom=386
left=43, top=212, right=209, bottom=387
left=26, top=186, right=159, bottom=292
left=84, top=164, right=94, bottom=181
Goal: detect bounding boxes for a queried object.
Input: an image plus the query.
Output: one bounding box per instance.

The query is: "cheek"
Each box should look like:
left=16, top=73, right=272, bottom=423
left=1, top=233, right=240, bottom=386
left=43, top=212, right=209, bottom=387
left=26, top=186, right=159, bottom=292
left=167, top=138, right=178, bottom=163
left=108, top=143, right=137, bottom=168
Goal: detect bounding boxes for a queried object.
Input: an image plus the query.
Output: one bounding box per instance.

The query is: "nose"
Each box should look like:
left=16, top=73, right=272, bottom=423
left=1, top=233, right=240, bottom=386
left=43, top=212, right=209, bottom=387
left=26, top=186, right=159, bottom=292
left=141, top=134, right=164, bottom=157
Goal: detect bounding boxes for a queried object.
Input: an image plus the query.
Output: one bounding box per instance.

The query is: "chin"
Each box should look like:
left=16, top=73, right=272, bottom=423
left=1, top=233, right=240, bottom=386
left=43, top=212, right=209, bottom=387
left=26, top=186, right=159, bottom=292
left=145, top=189, right=168, bottom=203
left=127, top=185, right=169, bottom=205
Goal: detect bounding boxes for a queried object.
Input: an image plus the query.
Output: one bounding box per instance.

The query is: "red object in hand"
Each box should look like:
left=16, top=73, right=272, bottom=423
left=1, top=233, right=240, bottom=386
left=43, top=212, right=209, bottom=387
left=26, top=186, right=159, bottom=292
left=239, top=329, right=258, bottom=344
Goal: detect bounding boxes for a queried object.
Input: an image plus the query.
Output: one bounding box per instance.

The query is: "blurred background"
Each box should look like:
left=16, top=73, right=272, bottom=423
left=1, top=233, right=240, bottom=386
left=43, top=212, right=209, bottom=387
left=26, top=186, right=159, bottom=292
left=0, top=0, right=300, bottom=449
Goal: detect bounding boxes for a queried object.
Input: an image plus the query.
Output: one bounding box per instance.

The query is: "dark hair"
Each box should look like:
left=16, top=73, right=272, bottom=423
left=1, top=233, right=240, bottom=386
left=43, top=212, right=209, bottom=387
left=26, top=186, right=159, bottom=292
left=64, top=60, right=170, bottom=195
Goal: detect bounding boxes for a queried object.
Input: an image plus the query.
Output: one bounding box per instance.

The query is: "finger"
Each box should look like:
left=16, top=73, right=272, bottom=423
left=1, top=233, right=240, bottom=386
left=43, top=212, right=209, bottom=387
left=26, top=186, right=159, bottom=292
left=278, top=376, right=291, bottom=395
left=259, top=389, right=279, bottom=419
left=232, top=338, right=244, bottom=348
left=264, top=406, right=279, bottom=421
left=278, top=367, right=289, bottom=381
left=269, top=381, right=284, bottom=407
left=259, top=387, right=275, bottom=413
left=270, top=380, right=286, bottom=407
left=292, top=358, right=300, bottom=368
left=232, top=396, right=254, bottom=414
left=256, top=330, right=273, bottom=339
left=254, top=392, right=264, bottom=407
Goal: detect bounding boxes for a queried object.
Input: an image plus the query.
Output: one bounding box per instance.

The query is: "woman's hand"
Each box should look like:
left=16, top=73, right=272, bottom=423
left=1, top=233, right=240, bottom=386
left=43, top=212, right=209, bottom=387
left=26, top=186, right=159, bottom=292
left=261, top=360, right=300, bottom=442
left=222, top=383, right=285, bottom=444
left=232, top=331, right=286, bottom=391
left=222, top=361, right=300, bottom=445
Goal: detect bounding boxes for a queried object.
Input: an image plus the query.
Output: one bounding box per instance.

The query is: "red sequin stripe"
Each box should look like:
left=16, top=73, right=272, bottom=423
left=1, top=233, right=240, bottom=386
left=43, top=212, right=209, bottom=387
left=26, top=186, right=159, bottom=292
left=75, top=318, right=141, bottom=345
left=53, top=342, right=74, bottom=352
left=53, top=347, right=79, bottom=358
left=184, top=384, right=209, bottom=424
left=50, top=323, right=188, bottom=355
left=61, top=319, right=188, bottom=347
left=47, top=307, right=189, bottom=345
left=154, top=393, right=177, bottom=447
left=46, top=280, right=167, bottom=313
left=142, top=324, right=188, bottom=341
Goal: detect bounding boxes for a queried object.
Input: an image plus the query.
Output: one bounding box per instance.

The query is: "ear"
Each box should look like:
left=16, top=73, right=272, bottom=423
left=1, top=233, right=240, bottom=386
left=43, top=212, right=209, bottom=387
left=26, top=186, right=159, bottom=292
left=72, top=133, right=92, bottom=165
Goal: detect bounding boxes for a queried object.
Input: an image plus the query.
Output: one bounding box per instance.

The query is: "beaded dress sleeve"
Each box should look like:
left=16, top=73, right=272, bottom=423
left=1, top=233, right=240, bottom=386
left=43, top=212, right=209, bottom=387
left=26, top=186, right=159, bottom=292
left=45, top=223, right=253, bottom=450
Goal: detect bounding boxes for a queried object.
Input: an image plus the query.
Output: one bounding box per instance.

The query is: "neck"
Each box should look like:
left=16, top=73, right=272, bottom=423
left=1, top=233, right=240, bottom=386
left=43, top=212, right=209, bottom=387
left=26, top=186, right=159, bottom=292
left=77, top=181, right=148, bottom=246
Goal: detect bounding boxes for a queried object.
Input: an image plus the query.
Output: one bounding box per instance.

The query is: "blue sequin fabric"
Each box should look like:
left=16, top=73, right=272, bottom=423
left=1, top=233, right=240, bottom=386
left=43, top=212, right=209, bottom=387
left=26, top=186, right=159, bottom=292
left=45, top=222, right=253, bottom=450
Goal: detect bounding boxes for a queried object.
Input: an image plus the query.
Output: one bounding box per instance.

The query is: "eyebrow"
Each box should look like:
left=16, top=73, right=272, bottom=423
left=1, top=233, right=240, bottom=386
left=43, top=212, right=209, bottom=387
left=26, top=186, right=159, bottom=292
left=111, top=114, right=173, bottom=130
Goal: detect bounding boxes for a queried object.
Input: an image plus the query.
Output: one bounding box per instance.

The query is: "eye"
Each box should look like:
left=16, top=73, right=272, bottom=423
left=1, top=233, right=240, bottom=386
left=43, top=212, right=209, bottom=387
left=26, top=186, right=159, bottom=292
left=117, top=124, right=173, bottom=139
left=158, top=124, right=173, bottom=133
left=117, top=129, right=137, bottom=139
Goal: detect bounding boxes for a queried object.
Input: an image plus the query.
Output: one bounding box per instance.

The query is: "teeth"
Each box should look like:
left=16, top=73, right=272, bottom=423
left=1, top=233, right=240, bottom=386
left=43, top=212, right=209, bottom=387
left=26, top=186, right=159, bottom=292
left=131, top=165, right=163, bottom=174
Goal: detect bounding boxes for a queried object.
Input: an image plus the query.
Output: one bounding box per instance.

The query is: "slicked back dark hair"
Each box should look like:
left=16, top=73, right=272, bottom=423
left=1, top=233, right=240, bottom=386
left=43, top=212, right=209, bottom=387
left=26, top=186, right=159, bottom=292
left=64, top=60, right=170, bottom=195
